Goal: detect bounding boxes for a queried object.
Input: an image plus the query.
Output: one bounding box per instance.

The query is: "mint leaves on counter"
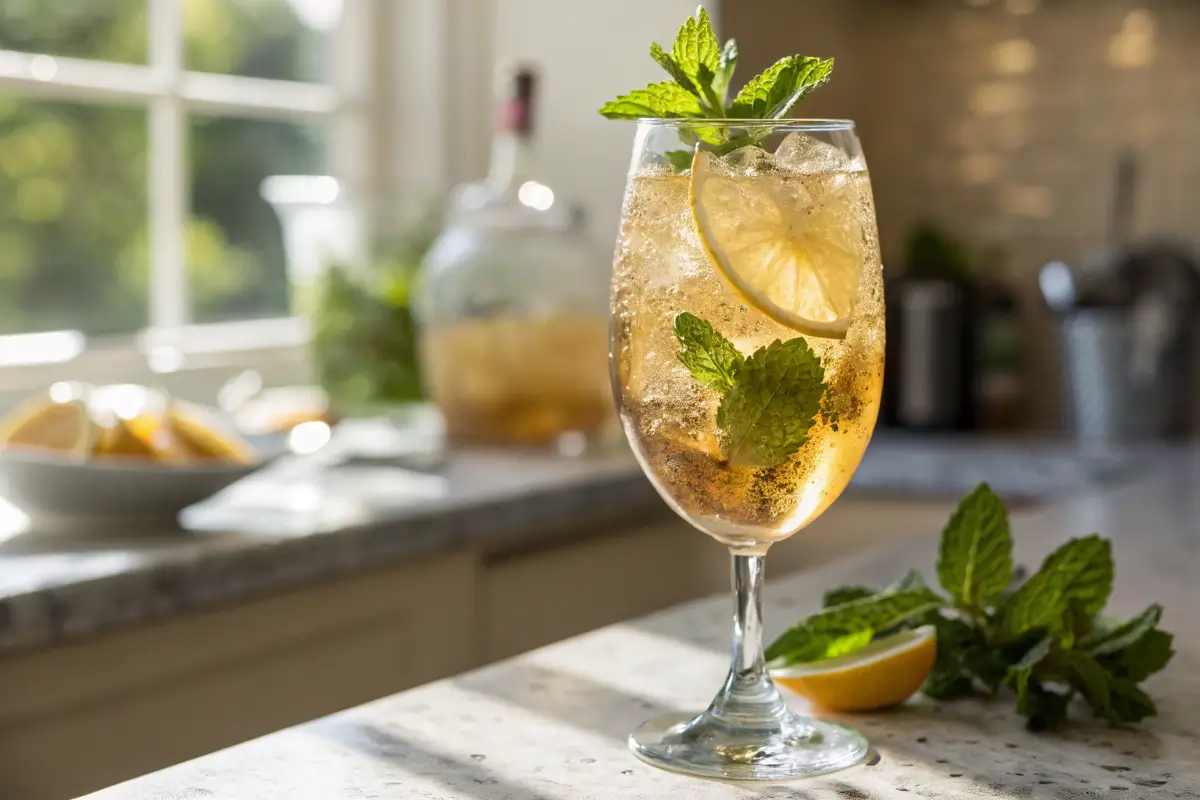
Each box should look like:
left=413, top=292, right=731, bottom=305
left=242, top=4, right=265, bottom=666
left=937, top=483, right=1013, bottom=611
left=764, top=587, right=944, bottom=665
left=672, top=312, right=826, bottom=468
left=600, top=8, right=834, bottom=139
left=766, top=483, right=1176, bottom=732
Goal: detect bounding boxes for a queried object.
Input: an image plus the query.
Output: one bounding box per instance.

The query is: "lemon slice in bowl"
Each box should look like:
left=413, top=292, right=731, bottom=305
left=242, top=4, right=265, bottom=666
left=166, top=402, right=257, bottom=465
left=0, top=385, right=95, bottom=458
left=689, top=149, right=863, bottom=339
left=771, top=625, right=937, bottom=712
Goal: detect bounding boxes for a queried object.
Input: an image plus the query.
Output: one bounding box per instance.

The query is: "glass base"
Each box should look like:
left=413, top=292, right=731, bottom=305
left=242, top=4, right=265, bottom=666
left=629, top=709, right=869, bottom=782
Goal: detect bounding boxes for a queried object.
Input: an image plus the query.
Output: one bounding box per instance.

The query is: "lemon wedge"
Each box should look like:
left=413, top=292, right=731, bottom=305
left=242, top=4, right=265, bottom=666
left=690, top=148, right=863, bottom=339
left=166, top=403, right=257, bottom=465
left=97, top=414, right=191, bottom=464
left=0, top=388, right=94, bottom=457
left=771, top=625, right=937, bottom=712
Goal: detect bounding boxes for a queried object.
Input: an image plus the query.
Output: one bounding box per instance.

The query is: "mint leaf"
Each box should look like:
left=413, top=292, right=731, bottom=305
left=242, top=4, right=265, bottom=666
left=1009, top=635, right=1053, bottom=678
left=663, top=149, right=695, bottom=172
left=669, top=7, right=722, bottom=104
left=1007, top=635, right=1055, bottom=725
left=1018, top=681, right=1073, bottom=732
left=599, top=82, right=704, bottom=119
left=766, top=589, right=944, bottom=666
left=891, top=569, right=928, bottom=593
left=823, top=586, right=876, bottom=608
left=1080, top=604, right=1162, bottom=655
left=713, top=39, right=738, bottom=100
left=822, top=572, right=925, bottom=610
left=730, top=56, right=835, bottom=119
left=936, top=483, right=1013, bottom=610
left=717, top=337, right=826, bottom=468
left=1099, top=628, right=1174, bottom=682
left=922, top=617, right=983, bottom=700
left=1054, top=650, right=1113, bottom=719
left=966, top=640, right=1015, bottom=693
left=996, top=535, right=1113, bottom=644
left=673, top=312, right=744, bottom=391
left=923, top=665, right=976, bottom=701
left=650, top=41, right=697, bottom=95
left=1107, top=678, right=1157, bottom=723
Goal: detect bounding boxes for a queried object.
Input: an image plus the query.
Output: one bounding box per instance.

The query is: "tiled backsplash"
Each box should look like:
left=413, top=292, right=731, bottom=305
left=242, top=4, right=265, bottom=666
left=726, top=0, right=1200, bottom=428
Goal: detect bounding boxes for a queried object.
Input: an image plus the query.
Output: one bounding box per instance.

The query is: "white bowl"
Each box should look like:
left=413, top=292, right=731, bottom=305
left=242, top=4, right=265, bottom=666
left=0, top=449, right=261, bottom=534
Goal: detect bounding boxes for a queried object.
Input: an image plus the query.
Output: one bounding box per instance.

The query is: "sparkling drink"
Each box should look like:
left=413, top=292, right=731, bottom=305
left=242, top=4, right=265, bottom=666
left=612, top=136, right=884, bottom=549
left=600, top=8, right=882, bottom=781
left=609, top=120, right=884, bottom=783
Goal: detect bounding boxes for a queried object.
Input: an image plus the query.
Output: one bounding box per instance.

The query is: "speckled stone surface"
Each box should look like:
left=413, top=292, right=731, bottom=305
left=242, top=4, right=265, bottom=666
left=82, top=453, right=1200, bottom=799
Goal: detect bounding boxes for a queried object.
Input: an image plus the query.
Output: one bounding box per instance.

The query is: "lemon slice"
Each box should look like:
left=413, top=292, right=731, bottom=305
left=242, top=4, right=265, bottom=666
left=0, top=387, right=95, bottom=458
left=690, top=149, right=863, bottom=339
left=166, top=402, right=257, bottom=465
left=771, top=625, right=937, bottom=712
left=95, top=414, right=190, bottom=464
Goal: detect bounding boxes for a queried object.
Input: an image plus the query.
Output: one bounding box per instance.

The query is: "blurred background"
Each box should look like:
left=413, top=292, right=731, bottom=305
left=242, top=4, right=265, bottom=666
left=2, top=2, right=1199, bottom=797
left=0, top=0, right=1196, bottom=436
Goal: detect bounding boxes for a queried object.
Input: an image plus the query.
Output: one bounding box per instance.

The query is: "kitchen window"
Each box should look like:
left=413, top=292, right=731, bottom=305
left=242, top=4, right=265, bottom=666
left=0, top=0, right=378, bottom=388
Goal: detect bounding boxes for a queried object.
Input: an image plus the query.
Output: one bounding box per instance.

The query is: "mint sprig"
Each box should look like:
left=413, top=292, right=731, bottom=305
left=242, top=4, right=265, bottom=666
left=672, top=312, right=826, bottom=468
left=767, top=483, right=1175, bottom=732
left=599, top=7, right=834, bottom=153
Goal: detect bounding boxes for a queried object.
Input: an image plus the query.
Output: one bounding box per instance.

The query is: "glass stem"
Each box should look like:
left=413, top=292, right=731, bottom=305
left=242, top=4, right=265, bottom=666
left=706, top=552, right=791, bottom=731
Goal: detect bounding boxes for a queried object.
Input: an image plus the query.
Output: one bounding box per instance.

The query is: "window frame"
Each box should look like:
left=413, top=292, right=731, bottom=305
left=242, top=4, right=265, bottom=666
left=0, top=0, right=377, bottom=392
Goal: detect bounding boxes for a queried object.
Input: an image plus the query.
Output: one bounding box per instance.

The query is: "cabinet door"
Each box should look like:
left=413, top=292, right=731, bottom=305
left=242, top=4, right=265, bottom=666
left=769, top=496, right=957, bottom=577
left=482, top=497, right=956, bottom=664
left=482, top=517, right=726, bottom=663
left=0, top=551, right=476, bottom=800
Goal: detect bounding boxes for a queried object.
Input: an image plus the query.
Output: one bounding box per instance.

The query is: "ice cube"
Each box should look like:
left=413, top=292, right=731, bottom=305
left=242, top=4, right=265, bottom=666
left=773, top=132, right=861, bottom=173
left=721, top=145, right=776, bottom=175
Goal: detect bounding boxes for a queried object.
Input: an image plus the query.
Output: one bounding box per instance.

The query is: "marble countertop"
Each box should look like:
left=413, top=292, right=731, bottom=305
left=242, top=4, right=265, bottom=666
left=0, top=447, right=662, bottom=655
left=81, top=449, right=1200, bottom=800
left=0, top=433, right=1149, bottom=657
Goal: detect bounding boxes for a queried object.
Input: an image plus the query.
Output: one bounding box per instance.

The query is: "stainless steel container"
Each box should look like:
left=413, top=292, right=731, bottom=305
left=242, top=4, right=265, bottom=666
left=1062, top=310, right=1135, bottom=445
left=1062, top=308, right=1194, bottom=444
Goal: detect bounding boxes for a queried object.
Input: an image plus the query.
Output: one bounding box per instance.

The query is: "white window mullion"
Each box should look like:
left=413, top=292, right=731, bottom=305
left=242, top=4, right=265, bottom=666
left=0, top=50, right=163, bottom=103
left=329, top=0, right=374, bottom=266
left=147, top=0, right=189, bottom=345
left=182, top=72, right=339, bottom=119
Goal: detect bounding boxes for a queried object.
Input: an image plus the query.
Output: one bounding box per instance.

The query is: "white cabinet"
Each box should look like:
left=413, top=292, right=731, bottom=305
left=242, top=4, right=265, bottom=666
left=0, top=551, right=478, bottom=800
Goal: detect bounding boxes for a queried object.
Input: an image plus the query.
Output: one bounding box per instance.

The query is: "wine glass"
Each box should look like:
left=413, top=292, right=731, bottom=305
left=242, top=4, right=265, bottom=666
left=610, top=119, right=885, bottom=781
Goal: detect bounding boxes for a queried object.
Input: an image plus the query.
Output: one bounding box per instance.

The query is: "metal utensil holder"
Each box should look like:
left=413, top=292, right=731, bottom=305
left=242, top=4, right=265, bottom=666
left=1062, top=309, right=1192, bottom=447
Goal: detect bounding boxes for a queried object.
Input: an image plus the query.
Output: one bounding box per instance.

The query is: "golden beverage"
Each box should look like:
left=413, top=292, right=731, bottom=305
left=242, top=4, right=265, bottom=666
left=601, top=8, right=878, bottom=778
left=423, top=314, right=612, bottom=443
left=612, top=145, right=884, bottom=549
